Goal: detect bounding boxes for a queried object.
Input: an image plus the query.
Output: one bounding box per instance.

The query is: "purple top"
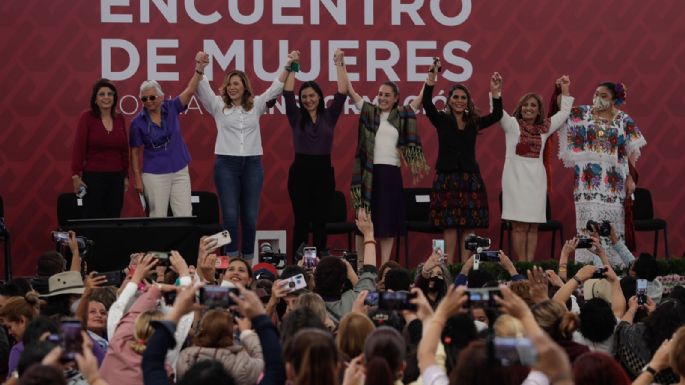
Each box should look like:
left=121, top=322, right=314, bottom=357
left=129, top=96, right=191, bottom=174
left=6, top=338, right=105, bottom=377
left=284, top=91, right=347, bottom=155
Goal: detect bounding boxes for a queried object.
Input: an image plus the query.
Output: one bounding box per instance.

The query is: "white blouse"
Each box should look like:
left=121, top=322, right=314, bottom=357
left=196, top=75, right=284, bottom=156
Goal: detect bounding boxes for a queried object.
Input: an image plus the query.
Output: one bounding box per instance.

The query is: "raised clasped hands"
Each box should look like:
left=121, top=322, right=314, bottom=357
left=490, top=72, right=502, bottom=97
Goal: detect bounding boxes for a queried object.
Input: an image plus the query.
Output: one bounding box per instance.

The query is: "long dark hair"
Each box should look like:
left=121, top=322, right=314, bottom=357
left=364, top=327, right=405, bottom=385
left=446, top=84, right=478, bottom=127
left=298, top=81, right=325, bottom=130
left=89, top=78, right=118, bottom=118
left=284, top=328, right=339, bottom=385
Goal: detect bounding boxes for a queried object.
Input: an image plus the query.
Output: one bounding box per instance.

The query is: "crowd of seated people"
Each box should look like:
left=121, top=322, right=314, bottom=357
left=0, top=210, right=684, bottom=385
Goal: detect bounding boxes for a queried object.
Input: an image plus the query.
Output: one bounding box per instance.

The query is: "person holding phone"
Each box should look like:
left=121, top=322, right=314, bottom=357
left=283, top=49, right=349, bottom=257
left=423, top=59, right=502, bottom=263
left=499, top=75, right=573, bottom=262
left=71, top=78, right=129, bottom=218
left=348, top=74, right=430, bottom=264
left=557, top=81, right=646, bottom=264
left=195, top=50, right=297, bottom=260
left=129, top=53, right=206, bottom=217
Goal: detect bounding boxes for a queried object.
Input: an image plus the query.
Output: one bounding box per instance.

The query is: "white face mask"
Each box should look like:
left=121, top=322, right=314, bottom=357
left=70, top=298, right=81, bottom=315
left=593, top=96, right=612, bottom=111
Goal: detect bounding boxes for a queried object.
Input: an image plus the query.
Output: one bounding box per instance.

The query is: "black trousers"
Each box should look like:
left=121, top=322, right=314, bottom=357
left=82, top=171, right=125, bottom=218
left=287, top=154, right=335, bottom=257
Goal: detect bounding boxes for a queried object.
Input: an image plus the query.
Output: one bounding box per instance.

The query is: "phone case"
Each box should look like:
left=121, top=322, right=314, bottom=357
left=209, top=230, right=232, bottom=248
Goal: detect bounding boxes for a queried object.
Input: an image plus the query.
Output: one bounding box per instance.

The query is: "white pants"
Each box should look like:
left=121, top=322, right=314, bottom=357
left=142, top=166, right=192, bottom=217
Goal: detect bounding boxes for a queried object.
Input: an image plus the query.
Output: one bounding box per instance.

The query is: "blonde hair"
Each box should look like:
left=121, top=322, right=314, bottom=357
left=295, top=293, right=328, bottom=324
left=129, top=309, right=164, bottom=354
left=532, top=300, right=579, bottom=340
left=219, top=70, right=254, bottom=111
left=0, top=291, right=40, bottom=323
left=493, top=314, right=524, bottom=338
left=336, top=312, right=375, bottom=360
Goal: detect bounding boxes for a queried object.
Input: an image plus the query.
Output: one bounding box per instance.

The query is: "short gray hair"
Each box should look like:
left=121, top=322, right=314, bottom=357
left=139, top=80, right=164, bottom=97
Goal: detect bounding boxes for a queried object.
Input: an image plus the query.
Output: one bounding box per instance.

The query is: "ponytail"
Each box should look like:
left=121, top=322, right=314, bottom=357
left=364, top=356, right=394, bottom=385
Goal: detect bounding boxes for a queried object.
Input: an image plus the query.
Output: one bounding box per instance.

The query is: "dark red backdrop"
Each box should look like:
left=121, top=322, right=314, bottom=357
left=2, top=1, right=684, bottom=276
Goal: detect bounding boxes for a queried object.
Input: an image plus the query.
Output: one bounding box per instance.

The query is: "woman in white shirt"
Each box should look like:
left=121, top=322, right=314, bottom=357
left=195, top=50, right=298, bottom=260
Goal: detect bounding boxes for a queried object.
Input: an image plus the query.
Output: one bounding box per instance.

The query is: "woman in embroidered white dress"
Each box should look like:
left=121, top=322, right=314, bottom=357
left=500, top=75, right=573, bottom=262
left=558, top=82, right=646, bottom=265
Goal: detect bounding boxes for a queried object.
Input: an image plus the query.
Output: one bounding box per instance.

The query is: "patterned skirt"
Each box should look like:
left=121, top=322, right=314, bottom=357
left=430, top=171, right=489, bottom=228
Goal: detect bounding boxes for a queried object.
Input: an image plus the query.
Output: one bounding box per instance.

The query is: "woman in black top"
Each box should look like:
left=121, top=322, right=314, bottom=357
left=423, top=59, right=502, bottom=262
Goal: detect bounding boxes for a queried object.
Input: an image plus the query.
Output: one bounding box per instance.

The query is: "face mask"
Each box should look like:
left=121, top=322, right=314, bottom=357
left=70, top=298, right=81, bottom=315
left=427, top=276, right=445, bottom=293
left=593, top=96, right=611, bottom=111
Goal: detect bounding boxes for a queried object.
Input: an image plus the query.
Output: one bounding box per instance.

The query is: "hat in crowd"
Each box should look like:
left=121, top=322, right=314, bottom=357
left=583, top=278, right=612, bottom=303
left=41, top=271, right=85, bottom=297
left=253, top=262, right=277, bottom=281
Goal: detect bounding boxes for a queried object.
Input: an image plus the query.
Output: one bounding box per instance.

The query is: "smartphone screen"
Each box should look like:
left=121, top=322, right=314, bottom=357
left=637, top=279, right=648, bottom=305
left=378, top=291, right=417, bottom=311
left=303, top=247, right=317, bottom=269
left=364, top=291, right=379, bottom=306
left=432, top=239, right=445, bottom=255
left=200, top=286, right=238, bottom=308
left=60, top=320, right=83, bottom=361
left=493, top=337, right=538, bottom=366
left=465, top=288, right=500, bottom=309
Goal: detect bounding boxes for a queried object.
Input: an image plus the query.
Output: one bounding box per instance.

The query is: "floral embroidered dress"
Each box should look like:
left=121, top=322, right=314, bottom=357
left=559, top=105, right=646, bottom=264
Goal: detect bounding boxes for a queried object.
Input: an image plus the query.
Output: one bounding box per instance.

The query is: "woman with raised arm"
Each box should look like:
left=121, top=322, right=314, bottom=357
left=423, top=59, right=502, bottom=263
left=71, top=78, right=129, bottom=218
left=129, top=52, right=205, bottom=217
left=500, top=75, right=573, bottom=262
left=348, top=76, right=430, bottom=264
left=557, top=82, right=646, bottom=264
left=284, top=49, right=348, bottom=257
left=195, top=50, right=298, bottom=260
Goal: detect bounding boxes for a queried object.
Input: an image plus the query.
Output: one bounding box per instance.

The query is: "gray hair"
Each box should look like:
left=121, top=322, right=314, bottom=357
left=139, top=80, right=164, bottom=97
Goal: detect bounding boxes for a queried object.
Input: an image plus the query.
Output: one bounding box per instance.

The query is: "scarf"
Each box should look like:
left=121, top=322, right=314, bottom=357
left=350, top=101, right=429, bottom=212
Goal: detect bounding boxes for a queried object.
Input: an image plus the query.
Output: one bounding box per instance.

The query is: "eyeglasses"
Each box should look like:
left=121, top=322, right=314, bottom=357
left=97, top=91, right=115, bottom=97
left=141, top=95, right=157, bottom=102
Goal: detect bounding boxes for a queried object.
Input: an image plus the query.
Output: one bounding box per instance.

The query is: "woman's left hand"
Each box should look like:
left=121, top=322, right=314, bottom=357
left=490, top=72, right=502, bottom=97
left=286, top=50, right=300, bottom=66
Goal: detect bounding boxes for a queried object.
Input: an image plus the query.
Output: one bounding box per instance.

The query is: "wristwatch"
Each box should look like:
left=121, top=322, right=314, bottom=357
left=641, top=365, right=657, bottom=376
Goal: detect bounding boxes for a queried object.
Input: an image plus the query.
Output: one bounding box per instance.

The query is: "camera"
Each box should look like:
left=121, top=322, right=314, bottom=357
left=464, top=235, right=491, bottom=252
left=465, top=288, right=500, bottom=309
left=199, top=286, right=240, bottom=308
left=279, top=273, right=307, bottom=294
left=207, top=230, right=231, bottom=248
left=576, top=237, right=594, bottom=249
left=52, top=231, right=94, bottom=255
left=259, top=242, right=286, bottom=268
left=592, top=266, right=608, bottom=279
left=378, top=291, right=417, bottom=311
left=478, top=250, right=500, bottom=262
left=636, top=279, right=648, bottom=305
left=586, top=220, right=611, bottom=237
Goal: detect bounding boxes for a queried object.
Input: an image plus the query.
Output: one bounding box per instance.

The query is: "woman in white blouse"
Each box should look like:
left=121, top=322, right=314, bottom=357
left=195, top=50, right=298, bottom=260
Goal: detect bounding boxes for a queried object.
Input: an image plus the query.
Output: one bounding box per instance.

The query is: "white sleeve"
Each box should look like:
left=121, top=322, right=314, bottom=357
left=421, top=365, right=450, bottom=385
left=548, top=95, right=574, bottom=136
left=254, top=78, right=285, bottom=116
left=165, top=310, right=195, bottom=369
left=499, top=110, right=519, bottom=134
left=196, top=76, right=223, bottom=116
left=521, top=370, right=550, bottom=385
left=107, top=282, right=138, bottom=341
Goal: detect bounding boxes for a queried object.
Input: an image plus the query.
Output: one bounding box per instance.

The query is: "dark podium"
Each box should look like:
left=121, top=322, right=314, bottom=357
left=63, top=217, right=222, bottom=272
left=57, top=191, right=223, bottom=272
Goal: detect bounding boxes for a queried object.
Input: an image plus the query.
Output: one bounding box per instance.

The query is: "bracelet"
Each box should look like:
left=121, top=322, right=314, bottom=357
left=364, top=240, right=377, bottom=246
left=284, top=65, right=293, bottom=72
left=195, top=69, right=203, bottom=75
left=558, top=266, right=567, bottom=272
left=431, top=318, right=445, bottom=329
left=572, top=275, right=582, bottom=285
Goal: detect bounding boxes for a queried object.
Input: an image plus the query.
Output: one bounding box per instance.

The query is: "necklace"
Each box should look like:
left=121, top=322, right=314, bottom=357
left=102, top=118, right=113, bottom=134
